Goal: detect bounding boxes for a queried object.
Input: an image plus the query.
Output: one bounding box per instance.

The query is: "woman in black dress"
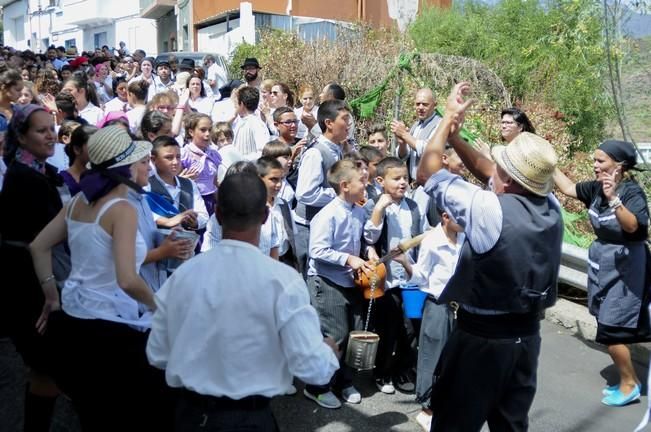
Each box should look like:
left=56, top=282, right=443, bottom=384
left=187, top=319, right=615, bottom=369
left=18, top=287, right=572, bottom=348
left=554, top=139, right=649, bottom=407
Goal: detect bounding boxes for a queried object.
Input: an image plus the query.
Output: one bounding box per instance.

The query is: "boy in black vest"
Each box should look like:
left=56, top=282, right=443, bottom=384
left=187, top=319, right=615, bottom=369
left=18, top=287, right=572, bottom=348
left=148, top=136, right=209, bottom=231
left=363, top=157, right=428, bottom=395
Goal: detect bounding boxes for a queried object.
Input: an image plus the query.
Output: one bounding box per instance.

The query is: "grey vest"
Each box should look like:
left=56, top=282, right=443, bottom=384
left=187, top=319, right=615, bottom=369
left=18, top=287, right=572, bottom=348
left=440, top=193, right=563, bottom=313
left=294, top=140, right=338, bottom=222
left=148, top=175, right=194, bottom=214
left=364, top=197, right=422, bottom=261
left=406, top=113, right=442, bottom=180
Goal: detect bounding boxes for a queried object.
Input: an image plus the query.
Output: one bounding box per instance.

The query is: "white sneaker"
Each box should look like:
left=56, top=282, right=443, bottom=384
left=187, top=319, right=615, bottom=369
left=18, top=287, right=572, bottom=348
left=415, top=411, right=432, bottom=432
left=341, top=385, right=362, bottom=404
left=375, top=378, right=396, bottom=394
left=303, top=389, right=342, bottom=409
left=285, top=384, right=297, bottom=396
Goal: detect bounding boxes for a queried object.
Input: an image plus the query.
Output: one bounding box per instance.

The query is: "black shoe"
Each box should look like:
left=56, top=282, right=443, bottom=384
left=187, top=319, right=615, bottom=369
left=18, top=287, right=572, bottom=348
left=393, top=373, right=415, bottom=394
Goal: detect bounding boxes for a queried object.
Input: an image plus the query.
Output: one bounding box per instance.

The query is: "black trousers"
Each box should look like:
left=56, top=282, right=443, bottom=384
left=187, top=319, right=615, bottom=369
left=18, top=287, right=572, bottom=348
left=175, top=389, right=279, bottom=432
left=367, top=289, right=418, bottom=379
left=430, top=320, right=541, bottom=432
left=47, top=312, right=175, bottom=432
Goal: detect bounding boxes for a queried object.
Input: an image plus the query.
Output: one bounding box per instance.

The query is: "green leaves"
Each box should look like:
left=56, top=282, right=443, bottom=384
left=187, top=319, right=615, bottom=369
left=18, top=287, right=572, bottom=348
left=410, top=0, right=612, bottom=152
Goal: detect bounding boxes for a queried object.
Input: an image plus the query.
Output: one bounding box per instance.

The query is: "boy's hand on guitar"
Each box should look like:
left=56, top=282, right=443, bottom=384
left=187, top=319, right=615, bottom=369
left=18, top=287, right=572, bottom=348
left=347, top=255, right=375, bottom=276
left=366, top=247, right=380, bottom=263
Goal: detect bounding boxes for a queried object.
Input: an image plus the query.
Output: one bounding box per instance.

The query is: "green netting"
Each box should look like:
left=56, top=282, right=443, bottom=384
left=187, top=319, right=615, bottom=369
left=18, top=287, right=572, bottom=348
left=349, top=51, right=476, bottom=144
left=561, top=208, right=593, bottom=249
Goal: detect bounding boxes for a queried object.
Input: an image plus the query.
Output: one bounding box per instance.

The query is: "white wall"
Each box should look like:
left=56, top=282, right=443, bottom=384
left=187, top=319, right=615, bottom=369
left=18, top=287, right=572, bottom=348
left=3, top=0, right=28, bottom=50
left=4, top=0, right=156, bottom=54
left=114, top=17, right=158, bottom=56
left=196, top=2, right=254, bottom=57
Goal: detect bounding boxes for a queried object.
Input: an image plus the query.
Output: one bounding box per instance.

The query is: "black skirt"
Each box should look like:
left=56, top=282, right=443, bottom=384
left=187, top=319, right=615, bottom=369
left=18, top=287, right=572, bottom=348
left=596, top=305, right=651, bottom=345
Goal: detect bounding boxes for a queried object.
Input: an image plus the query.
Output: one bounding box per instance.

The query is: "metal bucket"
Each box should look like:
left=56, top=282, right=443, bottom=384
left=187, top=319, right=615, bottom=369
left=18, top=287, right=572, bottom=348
left=344, top=331, right=380, bottom=370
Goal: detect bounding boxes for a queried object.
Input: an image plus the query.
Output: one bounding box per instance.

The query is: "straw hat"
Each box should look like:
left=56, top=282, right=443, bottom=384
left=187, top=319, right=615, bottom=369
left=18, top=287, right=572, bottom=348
left=491, top=132, right=557, bottom=197
left=174, top=71, right=191, bottom=91
left=87, top=125, right=152, bottom=170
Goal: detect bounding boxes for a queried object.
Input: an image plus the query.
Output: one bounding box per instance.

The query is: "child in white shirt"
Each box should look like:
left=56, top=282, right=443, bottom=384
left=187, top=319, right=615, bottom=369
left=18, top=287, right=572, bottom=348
left=395, top=206, right=464, bottom=431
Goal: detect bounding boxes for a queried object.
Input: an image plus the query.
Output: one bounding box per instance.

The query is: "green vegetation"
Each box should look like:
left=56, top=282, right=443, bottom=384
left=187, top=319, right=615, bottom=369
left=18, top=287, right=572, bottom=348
left=409, top=0, right=612, bottom=152
left=606, top=36, right=651, bottom=141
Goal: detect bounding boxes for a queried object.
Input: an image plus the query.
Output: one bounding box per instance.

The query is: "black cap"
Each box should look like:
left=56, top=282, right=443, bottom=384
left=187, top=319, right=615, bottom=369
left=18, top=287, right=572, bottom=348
left=156, top=60, right=170, bottom=69
left=179, top=58, right=195, bottom=71
left=240, top=57, right=261, bottom=69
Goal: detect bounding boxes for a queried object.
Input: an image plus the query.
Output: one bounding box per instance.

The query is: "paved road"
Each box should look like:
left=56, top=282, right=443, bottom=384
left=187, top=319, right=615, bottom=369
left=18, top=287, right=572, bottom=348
left=49, top=319, right=649, bottom=431
left=270, top=320, right=650, bottom=432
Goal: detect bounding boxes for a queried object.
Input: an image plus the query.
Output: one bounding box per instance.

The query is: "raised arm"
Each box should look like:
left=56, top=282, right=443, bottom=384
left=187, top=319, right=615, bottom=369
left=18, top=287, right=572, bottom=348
left=448, top=132, right=494, bottom=184
left=552, top=168, right=578, bottom=198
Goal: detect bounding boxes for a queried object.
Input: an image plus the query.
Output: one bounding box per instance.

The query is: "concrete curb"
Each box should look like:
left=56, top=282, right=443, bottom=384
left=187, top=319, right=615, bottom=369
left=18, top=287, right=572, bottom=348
left=545, top=299, right=651, bottom=363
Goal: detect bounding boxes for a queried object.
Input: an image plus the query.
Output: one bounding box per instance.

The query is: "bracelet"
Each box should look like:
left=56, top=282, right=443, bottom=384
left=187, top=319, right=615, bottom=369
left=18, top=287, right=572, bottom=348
left=608, top=195, right=622, bottom=209
left=40, top=274, right=56, bottom=285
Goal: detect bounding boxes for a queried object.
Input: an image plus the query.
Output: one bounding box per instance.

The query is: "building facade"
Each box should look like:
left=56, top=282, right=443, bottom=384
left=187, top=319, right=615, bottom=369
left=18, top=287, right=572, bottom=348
left=140, top=0, right=450, bottom=57
left=1, top=0, right=157, bottom=55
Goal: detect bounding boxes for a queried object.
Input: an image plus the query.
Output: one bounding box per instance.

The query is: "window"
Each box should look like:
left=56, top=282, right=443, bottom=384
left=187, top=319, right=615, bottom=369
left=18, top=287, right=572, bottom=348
left=65, top=38, right=76, bottom=50
left=93, top=32, right=107, bottom=49
left=14, top=17, right=25, bottom=42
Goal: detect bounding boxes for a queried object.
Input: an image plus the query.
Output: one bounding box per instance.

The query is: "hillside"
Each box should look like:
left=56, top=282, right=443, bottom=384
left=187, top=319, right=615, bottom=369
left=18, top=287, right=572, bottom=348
left=605, top=36, right=651, bottom=142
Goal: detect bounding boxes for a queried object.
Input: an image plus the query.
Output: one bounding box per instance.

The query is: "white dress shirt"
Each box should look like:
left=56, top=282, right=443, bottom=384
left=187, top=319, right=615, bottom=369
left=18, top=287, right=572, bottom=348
left=233, top=113, right=271, bottom=160
left=79, top=103, right=104, bottom=126
left=200, top=207, right=280, bottom=255
left=146, top=240, right=339, bottom=398
left=145, top=173, right=209, bottom=230
left=408, top=223, right=465, bottom=299
left=308, top=197, right=370, bottom=287
left=364, top=198, right=429, bottom=289
left=103, top=97, right=129, bottom=113
left=207, top=62, right=228, bottom=90
left=211, top=98, right=236, bottom=123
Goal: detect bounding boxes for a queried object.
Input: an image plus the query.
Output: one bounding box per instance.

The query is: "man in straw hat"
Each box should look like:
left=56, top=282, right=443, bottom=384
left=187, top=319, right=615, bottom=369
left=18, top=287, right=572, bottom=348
left=416, top=82, right=563, bottom=431
left=147, top=172, right=340, bottom=431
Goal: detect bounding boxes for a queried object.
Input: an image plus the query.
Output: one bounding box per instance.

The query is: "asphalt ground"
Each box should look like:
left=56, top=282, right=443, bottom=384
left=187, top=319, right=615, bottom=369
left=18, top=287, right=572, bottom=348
left=37, top=317, right=649, bottom=431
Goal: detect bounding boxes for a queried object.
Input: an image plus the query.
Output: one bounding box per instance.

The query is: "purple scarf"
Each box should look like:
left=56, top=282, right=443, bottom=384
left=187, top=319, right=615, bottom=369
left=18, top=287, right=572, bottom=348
left=79, top=165, right=134, bottom=202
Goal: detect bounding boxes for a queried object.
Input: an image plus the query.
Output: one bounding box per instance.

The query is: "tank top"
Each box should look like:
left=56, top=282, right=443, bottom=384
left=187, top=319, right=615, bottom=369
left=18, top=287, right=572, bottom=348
left=61, top=195, right=150, bottom=330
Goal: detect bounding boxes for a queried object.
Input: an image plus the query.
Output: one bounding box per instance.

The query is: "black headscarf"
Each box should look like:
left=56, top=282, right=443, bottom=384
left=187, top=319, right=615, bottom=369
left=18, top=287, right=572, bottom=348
left=598, top=140, right=638, bottom=170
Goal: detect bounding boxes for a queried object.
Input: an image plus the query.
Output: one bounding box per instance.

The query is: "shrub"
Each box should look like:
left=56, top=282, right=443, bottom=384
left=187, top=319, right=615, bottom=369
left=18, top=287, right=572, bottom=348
left=409, top=0, right=613, bottom=153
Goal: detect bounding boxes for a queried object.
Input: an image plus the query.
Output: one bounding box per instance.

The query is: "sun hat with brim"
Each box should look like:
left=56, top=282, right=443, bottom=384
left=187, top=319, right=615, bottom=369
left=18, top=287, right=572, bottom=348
left=491, top=132, right=557, bottom=197
left=87, top=125, right=152, bottom=170
left=174, top=71, right=191, bottom=91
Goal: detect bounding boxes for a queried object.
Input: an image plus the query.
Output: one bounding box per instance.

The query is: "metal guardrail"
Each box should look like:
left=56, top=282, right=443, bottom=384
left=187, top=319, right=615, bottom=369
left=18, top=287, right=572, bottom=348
left=558, top=242, right=588, bottom=292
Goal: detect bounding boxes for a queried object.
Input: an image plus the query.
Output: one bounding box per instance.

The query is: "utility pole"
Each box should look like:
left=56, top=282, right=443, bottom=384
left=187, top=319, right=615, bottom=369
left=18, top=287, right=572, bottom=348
left=37, top=0, right=42, bottom=53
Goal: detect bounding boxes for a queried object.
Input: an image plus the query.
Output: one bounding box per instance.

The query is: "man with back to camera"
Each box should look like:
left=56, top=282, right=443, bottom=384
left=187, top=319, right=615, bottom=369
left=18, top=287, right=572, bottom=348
left=147, top=172, right=340, bottom=431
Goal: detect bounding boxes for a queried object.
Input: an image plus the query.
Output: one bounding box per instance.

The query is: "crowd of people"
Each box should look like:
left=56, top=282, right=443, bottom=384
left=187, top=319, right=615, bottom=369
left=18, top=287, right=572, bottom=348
left=0, top=41, right=648, bottom=432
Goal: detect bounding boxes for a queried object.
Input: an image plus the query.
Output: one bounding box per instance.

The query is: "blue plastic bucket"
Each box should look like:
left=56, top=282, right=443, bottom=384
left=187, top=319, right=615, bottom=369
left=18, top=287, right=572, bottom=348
left=401, top=284, right=427, bottom=319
